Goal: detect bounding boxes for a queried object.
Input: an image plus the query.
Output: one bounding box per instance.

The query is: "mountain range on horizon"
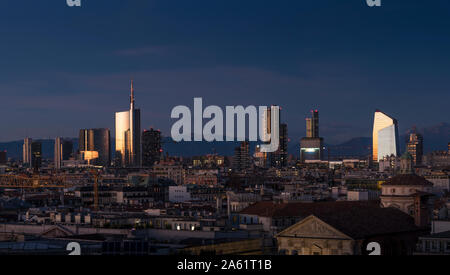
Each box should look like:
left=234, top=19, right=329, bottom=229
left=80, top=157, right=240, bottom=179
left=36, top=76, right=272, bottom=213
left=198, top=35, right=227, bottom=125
left=0, top=123, right=448, bottom=160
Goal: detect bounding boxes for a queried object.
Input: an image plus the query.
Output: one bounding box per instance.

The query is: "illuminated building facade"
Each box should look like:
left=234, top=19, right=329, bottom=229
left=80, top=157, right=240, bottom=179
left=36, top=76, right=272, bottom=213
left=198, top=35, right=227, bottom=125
left=372, top=110, right=399, bottom=162
left=300, top=110, right=323, bottom=162
left=79, top=128, right=110, bottom=167
left=55, top=137, right=74, bottom=169
left=115, top=81, right=141, bottom=167
left=55, top=137, right=62, bottom=170
left=23, top=138, right=32, bottom=166
left=233, top=141, right=250, bottom=171
left=406, top=130, right=423, bottom=165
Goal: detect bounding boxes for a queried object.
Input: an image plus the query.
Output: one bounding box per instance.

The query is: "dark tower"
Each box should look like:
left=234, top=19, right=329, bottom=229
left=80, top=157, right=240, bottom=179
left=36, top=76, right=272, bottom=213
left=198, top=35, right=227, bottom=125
left=142, top=128, right=162, bottom=167
left=406, top=128, right=423, bottom=165
left=31, top=141, right=42, bottom=171
left=311, top=110, right=319, bottom=138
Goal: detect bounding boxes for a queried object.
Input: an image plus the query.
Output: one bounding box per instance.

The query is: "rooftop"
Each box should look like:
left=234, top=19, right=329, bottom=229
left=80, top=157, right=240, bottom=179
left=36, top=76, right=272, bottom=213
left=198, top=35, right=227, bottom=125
left=383, top=174, right=433, bottom=186
left=243, top=201, right=422, bottom=239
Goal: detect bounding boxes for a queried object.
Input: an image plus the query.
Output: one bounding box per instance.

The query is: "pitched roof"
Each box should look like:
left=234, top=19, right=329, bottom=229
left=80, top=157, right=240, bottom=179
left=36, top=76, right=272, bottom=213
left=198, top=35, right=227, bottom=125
left=312, top=207, right=419, bottom=239
left=383, top=174, right=433, bottom=186
left=242, top=201, right=421, bottom=238
left=239, top=201, right=379, bottom=218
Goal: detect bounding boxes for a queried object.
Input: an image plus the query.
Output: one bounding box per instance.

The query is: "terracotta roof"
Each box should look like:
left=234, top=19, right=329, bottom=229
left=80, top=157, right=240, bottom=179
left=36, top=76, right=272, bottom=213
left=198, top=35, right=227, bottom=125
left=383, top=174, right=433, bottom=186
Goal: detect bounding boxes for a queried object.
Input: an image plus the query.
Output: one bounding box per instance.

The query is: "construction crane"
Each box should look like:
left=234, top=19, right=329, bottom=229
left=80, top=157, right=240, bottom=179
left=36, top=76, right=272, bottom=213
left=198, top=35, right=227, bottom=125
left=0, top=174, right=66, bottom=189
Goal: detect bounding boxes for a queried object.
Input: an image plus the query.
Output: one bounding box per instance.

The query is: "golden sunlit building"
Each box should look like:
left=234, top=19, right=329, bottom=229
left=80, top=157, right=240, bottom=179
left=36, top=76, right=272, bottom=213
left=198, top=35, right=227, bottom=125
left=372, top=110, right=399, bottom=162
left=115, top=80, right=141, bottom=167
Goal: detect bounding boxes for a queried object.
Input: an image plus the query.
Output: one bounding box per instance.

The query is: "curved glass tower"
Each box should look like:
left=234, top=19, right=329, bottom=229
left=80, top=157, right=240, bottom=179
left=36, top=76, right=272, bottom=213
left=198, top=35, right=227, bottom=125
left=372, top=110, right=399, bottom=162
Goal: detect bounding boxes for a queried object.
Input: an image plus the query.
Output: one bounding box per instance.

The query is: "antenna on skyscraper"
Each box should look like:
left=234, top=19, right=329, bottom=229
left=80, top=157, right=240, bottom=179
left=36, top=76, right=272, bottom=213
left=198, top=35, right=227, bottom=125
left=130, top=79, right=135, bottom=105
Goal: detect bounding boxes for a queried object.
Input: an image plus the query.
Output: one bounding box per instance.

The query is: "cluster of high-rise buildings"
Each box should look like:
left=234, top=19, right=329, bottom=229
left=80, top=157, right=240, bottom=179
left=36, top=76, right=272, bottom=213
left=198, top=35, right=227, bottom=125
left=17, top=83, right=443, bottom=171
left=22, top=81, right=162, bottom=170
left=4, top=92, right=450, bottom=257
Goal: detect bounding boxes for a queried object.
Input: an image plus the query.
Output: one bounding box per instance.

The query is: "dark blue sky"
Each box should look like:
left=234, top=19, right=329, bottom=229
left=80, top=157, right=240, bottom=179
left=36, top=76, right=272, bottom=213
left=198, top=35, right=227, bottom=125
left=0, top=0, right=449, bottom=143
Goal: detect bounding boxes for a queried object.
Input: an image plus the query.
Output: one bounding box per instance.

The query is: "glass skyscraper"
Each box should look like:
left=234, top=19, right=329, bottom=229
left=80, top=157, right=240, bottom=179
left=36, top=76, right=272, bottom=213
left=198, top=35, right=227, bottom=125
left=300, top=110, right=323, bottom=162
left=79, top=128, right=111, bottom=167
left=372, top=110, right=399, bottom=162
left=55, top=137, right=62, bottom=170
left=23, top=138, right=32, bottom=166
left=55, top=137, right=74, bottom=170
left=407, top=130, right=423, bottom=165
left=115, top=81, right=141, bottom=167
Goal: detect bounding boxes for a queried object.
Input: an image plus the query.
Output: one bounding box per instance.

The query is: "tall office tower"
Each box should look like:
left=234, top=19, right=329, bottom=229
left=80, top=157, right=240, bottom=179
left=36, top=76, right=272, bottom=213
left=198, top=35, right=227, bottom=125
left=54, top=138, right=73, bottom=170
left=261, top=106, right=281, bottom=167
left=142, top=128, right=162, bottom=167
left=372, top=110, right=400, bottom=162
left=300, top=110, right=323, bottom=162
left=233, top=141, right=250, bottom=171
left=311, top=110, right=319, bottom=138
left=115, top=80, right=141, bottom=167
left=0, top=151, right=7, bottom=165
left=31, top=141, right=42, bottom=171
left=23, top=138, right=32, bottom=166
left=280, top=123, right=288, bottom=166
left=55, top=137, right=62, bottom=170
left=270, top=123, right=288, bottom=168
left=406, top=130, right=423, bottom=165
left=62, top=140, right=73, bottom=160
left=306, top=118, right=313, bottom=138
left=79, top=129, right=111, bottom=167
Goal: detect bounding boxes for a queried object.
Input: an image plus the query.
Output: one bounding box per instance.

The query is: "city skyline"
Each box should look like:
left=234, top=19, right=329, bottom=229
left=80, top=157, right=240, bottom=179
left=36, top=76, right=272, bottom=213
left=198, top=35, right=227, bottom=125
left=0, top=1, right=449, bottom=143
left=1, top=1, right=450, bottom=258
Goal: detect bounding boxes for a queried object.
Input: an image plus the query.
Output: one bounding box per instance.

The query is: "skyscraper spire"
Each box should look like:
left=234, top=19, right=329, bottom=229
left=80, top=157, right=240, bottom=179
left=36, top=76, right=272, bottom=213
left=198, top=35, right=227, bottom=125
left=130, top=79, right=135, bottom=107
